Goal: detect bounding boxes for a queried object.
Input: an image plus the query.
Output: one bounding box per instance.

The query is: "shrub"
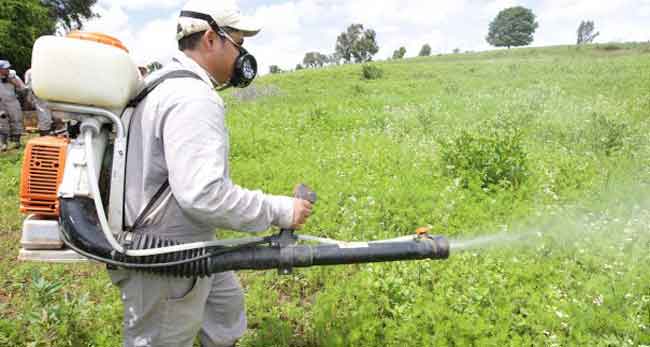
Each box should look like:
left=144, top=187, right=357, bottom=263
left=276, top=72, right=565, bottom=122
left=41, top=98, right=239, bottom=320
left=586, top=113, right=631, bottom=156
left=361, top=64, right=384, bottom=80
left=597, top=43, right=624, bottom=51
left=12, top=270, right=94, bottom=346
left=351, top=84, right=367, bottom=95
left=439, top=116, right=528, bottom=190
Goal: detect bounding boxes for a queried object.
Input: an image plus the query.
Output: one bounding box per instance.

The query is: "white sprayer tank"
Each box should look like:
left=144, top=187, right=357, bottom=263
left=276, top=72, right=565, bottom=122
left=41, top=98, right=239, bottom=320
left=31, top=33, right=142, bottom=111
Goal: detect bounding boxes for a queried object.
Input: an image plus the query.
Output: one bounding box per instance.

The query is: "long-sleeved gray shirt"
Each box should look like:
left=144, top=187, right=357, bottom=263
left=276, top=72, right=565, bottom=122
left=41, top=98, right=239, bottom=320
left=124, top=51, right=294, bottom=243
left=1, top=70, right=23, bottom=102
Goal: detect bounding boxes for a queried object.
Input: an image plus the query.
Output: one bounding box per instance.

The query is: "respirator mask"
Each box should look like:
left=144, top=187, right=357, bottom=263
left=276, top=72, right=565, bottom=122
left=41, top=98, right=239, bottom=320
left=228, top=45, right=257, bottom=89
left=179, top=11, right=258, bottom=90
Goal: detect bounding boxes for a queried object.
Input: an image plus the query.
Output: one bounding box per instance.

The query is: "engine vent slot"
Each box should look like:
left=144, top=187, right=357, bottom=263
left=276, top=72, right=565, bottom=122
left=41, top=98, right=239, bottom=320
left=20, top=136, right=69, bottom=217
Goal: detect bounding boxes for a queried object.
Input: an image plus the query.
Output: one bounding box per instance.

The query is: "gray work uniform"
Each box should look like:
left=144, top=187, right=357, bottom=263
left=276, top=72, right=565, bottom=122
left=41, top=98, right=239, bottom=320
left=0, top=72, right=24, bottom=136
left=109, top=51, right=294, bottom=347
left=24, top=69, right=53, bottom=132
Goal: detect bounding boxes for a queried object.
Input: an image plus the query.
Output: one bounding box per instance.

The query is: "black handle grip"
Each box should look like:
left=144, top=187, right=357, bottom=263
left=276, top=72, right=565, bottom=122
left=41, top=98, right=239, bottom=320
left=293, top=184, right=317, bottom=204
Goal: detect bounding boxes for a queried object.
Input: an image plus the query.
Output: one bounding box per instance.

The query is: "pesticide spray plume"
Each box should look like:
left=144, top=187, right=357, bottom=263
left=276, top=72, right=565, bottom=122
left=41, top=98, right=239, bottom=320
left=448, top=215, right=629, bottom=255
left=448, top=219, right=563, bottom=253
left=446, top=179, right=650, bottom=258
left=450, top=231, right=541, bottom=252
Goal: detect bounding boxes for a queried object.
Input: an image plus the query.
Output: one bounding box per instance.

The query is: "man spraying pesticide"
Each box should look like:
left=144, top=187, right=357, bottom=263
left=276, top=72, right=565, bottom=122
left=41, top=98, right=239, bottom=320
left=110, top=2, right=317, bottom=345
left=17, top=1, right=449, bottom=346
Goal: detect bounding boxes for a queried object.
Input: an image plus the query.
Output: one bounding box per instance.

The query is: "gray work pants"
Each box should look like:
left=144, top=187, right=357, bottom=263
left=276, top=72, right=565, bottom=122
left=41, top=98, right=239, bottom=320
left=31, top=92, right=52, bottom=131
left=109, top=269, right=247, bottom=347
left=0, top=98, right=22, bottom=136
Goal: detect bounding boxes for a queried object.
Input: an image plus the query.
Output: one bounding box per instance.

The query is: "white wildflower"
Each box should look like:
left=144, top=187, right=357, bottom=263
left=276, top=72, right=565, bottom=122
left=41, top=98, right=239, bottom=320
left=593, top=295, right=604, bottom=306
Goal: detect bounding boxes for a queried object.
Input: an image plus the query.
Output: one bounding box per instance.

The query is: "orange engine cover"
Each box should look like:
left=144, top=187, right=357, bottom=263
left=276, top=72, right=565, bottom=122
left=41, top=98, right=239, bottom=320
left=20, top=136, right=70, bottom=217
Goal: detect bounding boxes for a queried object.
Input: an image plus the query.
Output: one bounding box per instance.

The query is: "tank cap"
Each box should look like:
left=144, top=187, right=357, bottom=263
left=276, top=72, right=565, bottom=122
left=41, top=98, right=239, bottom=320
left=66, top=32, right=129, bottom=53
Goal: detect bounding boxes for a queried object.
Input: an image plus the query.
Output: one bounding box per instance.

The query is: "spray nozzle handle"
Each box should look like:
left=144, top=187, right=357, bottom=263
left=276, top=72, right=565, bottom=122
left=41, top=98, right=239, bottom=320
left=293, top=184, right=317, bottom=204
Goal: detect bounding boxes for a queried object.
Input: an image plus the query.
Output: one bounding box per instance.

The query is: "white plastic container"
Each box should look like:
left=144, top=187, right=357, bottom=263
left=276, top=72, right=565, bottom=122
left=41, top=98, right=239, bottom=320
left=31, top=34, right=143, bottom=110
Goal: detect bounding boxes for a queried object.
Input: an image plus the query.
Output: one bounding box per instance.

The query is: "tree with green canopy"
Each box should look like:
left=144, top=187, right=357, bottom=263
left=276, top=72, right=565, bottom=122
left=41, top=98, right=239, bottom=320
left=576, top=20, right=599, bottom=45
left=328, top=52, right=342, bottom=66
left=302, top=52, right=328, bottom=68
left=0, top=0, right=98, bottom=75
left=335, top=24, right=379, bottom=64
left=418, top=44, right=431, bottom=57
left=147, top=61, right=163, bottom=73
left=486, top=6, right=538, bottom=49
left=43, top=0, right=99, bottom=32
left=392, top=46, right=406, bottom=59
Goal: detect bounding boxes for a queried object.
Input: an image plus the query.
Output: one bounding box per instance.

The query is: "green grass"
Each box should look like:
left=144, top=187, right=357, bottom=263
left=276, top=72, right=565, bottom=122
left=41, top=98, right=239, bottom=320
left=2, top=43, right=650, bottom=346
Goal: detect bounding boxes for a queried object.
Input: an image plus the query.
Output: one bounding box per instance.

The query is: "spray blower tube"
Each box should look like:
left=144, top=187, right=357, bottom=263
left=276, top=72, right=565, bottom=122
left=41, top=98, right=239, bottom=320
left=58, top=197, right=449, bottom=278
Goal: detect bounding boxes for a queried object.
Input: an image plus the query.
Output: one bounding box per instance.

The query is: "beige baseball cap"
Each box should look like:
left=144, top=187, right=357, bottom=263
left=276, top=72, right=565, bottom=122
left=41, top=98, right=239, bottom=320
left=177, top=0, right=261, bottom=41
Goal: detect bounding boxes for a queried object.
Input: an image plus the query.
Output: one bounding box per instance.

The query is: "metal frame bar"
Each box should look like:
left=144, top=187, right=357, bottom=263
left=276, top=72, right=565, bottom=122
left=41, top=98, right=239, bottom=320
left=48, top=102, right=127, bottom=233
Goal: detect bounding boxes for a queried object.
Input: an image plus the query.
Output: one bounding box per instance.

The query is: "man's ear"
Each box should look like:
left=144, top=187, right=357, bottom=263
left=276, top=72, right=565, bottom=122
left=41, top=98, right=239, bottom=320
left=201, top=30, right=214, bottom=50
left=203, top=30, right=224, bottom=50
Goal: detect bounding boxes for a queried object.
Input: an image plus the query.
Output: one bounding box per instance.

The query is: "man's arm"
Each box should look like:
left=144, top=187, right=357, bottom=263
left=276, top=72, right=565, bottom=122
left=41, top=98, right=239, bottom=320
left=161, top=95, right=295, bottom=232
left=8, top=71, right=25, bottom=91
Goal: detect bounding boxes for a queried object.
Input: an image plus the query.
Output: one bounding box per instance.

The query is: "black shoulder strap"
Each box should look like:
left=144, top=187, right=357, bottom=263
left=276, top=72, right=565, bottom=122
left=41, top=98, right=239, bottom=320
left=127, top=70, right=204, bottom=108
left=125, top=69, right=203, bottom=232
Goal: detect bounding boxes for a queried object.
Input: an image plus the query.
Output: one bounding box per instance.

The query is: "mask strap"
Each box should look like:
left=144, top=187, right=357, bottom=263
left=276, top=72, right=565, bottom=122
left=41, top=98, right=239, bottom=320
left=180, top=11, right=256, bottom=89
left=179, top=11, right=226, bottom=37
left=216, top=84, right=232, bottom=92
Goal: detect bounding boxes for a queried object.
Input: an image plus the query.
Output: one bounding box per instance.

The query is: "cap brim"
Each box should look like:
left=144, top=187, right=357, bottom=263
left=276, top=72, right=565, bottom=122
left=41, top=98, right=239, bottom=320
left=228, top=15, right=261, bottom=37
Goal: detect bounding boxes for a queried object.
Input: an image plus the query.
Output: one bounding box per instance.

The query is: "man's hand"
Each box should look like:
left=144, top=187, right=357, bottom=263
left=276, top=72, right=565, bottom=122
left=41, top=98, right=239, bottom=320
left=291, top=198, right=313, bottom=229
left=7, top=72, right=25, bottom=90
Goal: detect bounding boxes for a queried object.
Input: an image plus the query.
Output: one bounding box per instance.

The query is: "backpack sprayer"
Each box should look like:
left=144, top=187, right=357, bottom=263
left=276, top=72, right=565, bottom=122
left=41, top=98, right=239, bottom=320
left=17, top=32, right=449, bottom=278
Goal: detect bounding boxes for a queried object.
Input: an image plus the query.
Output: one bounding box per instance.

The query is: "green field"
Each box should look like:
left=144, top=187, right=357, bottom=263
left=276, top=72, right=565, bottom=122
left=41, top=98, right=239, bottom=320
left=2, top=43, right=650, bottom=346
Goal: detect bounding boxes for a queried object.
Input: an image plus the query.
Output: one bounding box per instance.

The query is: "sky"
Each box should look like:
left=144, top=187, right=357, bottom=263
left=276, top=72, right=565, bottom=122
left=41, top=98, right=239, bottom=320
left=84, top=0, right=650, bottom=74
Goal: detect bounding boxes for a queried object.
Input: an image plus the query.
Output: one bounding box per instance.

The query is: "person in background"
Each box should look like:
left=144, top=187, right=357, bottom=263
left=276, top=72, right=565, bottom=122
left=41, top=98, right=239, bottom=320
left=0, top=59, right=25, bottom=150
left=24, top=68, right=55, bottom=136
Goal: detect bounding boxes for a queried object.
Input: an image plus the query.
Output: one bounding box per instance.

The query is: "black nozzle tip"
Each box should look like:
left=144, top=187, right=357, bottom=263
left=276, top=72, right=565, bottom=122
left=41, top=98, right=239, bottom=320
left=431, top=236, right=450, bottom=259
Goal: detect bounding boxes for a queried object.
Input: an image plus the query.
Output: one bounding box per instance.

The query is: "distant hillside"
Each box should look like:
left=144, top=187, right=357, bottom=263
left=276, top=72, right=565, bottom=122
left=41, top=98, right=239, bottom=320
left=2, top=40, right=650, bottom=346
